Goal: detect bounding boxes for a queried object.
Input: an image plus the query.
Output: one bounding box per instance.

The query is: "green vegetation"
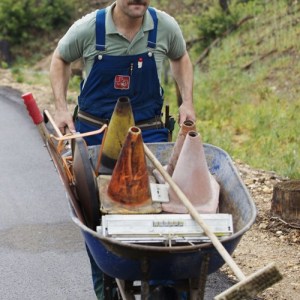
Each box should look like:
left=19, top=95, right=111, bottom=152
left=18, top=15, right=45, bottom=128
left=162, top=0, right=300, bottom=179
left=0, top=0, right=74, bottom=43
left=1, top=0, right=299, bottom=179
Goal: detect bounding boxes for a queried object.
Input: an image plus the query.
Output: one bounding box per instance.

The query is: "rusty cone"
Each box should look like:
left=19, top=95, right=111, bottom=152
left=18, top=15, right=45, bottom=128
left=107, top=126, right=152, bottom=206
left=99, top=97, right=135, bottom=174
left=163, top=130, right=220, bottom=214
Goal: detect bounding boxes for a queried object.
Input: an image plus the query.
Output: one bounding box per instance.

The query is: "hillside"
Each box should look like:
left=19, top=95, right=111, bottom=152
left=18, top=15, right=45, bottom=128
left=4, top=0, right=298, bottom=178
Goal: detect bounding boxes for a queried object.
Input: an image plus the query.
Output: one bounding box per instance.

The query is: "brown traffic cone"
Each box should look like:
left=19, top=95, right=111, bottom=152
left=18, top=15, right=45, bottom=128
left=99, top=97, right=135, bottom=174
left=162, top=131, right=220, bottom=214
left=107, top=126, right=152, bottom=206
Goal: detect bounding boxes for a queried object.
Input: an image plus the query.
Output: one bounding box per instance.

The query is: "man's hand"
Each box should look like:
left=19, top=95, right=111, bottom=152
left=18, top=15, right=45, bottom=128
left=178, top=102, right=196, bottom=126
left=54, top=109, right=76, bottom=134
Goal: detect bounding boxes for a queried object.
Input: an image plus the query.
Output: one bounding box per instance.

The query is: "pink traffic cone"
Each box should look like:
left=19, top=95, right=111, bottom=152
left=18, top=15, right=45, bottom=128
left=162, top=131, right=220, bottom=213
left=166, top=120, right=196, bottom=176
left=153, top=120, right=196, bottom=184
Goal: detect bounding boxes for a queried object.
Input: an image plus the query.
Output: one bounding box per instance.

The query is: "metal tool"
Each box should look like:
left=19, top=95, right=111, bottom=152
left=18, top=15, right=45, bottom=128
left=21, top=92, right=106, bottom=229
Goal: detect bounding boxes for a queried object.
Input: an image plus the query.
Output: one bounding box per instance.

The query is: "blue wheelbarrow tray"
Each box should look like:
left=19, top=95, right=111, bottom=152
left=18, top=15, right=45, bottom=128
left=70, top=142, right=256, bottom=281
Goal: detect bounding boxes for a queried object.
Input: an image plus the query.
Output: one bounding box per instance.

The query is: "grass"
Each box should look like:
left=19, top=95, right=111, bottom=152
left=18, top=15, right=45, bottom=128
left=164, top=1, right=300, bottom=179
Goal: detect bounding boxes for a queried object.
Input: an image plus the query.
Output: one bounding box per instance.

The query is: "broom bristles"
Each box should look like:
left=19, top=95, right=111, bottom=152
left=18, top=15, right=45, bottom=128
left=215, top=263, right=283, bottom=300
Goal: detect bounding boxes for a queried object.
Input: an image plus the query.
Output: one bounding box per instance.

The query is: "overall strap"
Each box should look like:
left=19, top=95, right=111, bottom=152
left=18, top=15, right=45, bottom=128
left=96, top=9, right=106, bottom=51
left=147, top=7, right=158, bottom=49
left=95, top=7, right=158, bottom=51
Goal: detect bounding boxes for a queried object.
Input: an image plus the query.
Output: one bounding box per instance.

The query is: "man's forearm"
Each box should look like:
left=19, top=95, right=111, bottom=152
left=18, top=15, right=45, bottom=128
left=170, top=51, right=194, bottom=105
left=50, top=48, right=71, bottom=111
left=170, top=51, right=196, bottom=123
left=50, top=48, right=76, bottom=133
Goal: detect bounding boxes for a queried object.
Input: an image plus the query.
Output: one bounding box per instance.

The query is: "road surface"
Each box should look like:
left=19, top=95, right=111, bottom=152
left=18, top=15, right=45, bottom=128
left=0, top=87, right=96, bottom=300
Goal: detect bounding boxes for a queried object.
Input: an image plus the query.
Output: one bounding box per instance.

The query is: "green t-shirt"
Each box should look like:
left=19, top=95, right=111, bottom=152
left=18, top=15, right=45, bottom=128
left=58, top=4, right=186, bottom=81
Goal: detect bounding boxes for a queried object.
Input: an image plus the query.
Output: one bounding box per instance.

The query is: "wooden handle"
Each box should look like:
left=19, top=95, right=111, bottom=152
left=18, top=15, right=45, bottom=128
left=143, top=144, right=246, bottom=281
left=44, top=109, right=63, bottom=138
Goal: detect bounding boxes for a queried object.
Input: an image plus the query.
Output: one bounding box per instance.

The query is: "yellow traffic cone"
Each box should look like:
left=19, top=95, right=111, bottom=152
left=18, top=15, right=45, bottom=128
left=99, top=97, right=135, bottom=174
left=163, top=131, right=220, bottom=213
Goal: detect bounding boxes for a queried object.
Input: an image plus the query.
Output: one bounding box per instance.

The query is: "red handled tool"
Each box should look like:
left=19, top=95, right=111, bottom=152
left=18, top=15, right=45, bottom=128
left=21, top=92, right=106, bottom=228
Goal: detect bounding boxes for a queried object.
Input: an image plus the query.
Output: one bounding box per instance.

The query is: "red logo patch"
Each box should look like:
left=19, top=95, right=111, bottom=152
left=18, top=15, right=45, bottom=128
left=114, top=75, right=130, bottom=90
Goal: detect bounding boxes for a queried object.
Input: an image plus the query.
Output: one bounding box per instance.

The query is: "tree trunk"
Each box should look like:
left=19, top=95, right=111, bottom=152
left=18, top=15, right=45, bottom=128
left=0, top=40, right=12, bottom=66
left=271, top=180, right=300, bottom=224
left=219, top=0, right=230, bottom=14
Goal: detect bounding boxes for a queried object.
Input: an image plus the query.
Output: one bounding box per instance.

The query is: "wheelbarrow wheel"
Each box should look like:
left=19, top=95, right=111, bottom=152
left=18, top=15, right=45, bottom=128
left=72, top=137, right=100, bottom=230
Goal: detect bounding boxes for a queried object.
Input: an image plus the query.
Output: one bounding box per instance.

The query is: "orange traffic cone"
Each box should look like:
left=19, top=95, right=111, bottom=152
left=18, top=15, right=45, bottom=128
left=108, top=126, right=151, bottom=205
left=98, top=127, right=161, bottom=214
left=99, top=97, right=135, bottom=174
left=163, top=131, right=220, bottom=214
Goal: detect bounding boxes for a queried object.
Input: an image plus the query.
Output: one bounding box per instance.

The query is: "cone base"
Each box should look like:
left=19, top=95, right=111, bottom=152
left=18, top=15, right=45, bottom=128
left=98, top=175, right=162, bottom=214
left=162, top=174, right=220, bottom=214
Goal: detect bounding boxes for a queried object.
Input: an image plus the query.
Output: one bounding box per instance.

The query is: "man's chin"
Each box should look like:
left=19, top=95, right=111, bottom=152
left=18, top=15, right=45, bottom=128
left=128, top=5, right=148, bottom=17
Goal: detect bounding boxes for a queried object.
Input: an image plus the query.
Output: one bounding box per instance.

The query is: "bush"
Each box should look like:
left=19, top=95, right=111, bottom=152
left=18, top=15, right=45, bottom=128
left=0, top=0, right=75, bottom=45
left=196, top=0, right=263, bottom=51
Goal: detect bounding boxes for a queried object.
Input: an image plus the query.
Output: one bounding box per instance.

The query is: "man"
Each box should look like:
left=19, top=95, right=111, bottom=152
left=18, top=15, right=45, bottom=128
left=50, top=0, right=195, bottom=141
left=50, top=0, right=196, bottom=298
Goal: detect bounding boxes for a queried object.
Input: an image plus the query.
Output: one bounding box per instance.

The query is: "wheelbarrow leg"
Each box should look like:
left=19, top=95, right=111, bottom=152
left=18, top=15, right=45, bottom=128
left=141, top=280, right=150, bottom=300
left=189, top=254, right=210, bottom=300
left=103, top=274, right=116, bottom=300
left=141, top=258, right=150, bottom=300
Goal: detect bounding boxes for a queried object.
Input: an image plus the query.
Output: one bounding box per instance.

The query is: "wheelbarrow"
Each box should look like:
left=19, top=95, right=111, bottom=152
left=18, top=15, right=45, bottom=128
left=22, top=93, right=282, bottom=300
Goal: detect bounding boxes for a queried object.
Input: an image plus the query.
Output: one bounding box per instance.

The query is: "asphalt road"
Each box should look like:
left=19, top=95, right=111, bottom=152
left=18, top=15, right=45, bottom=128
left=0, top=87, right=96, bottom=300
left=0, top=86, right=234, bottom=300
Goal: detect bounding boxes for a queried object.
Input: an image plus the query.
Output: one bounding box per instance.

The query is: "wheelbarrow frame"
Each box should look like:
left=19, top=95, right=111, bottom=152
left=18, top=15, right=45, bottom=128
left=69, top=143, right=257, bottom=299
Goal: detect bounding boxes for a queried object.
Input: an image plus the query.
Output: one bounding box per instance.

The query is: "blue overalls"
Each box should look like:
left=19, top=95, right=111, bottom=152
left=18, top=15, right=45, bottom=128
left=75, top=7, right=169, bottom=146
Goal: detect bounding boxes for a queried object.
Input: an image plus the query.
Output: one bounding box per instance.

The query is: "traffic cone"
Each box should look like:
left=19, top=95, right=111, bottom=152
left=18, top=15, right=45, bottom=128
left=162, top=131, right=220, bottom=213
left=166, top=120, right=196, bottom=176
left=99, top=97, right=135, bottom=174
left=153, top=120, right=196, bottom=183
left=107, top=126, right=152, bottom=207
